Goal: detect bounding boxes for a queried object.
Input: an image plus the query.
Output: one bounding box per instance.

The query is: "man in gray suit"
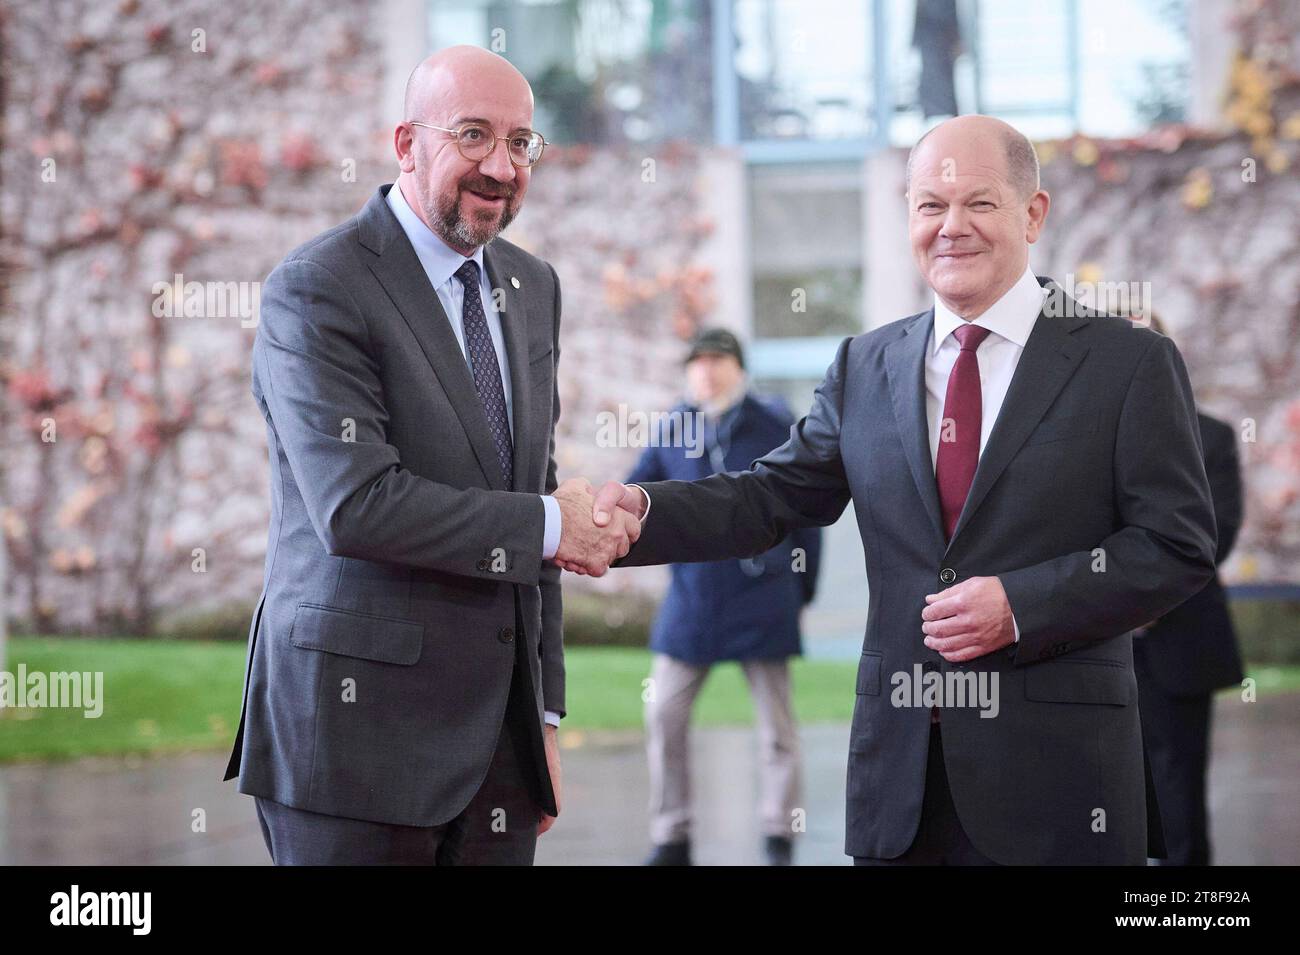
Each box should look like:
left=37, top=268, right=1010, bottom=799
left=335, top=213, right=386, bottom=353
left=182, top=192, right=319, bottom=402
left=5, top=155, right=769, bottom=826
left=572, top=115, right=1218, bottom=864
left=224, top=46, right=641, bottom=864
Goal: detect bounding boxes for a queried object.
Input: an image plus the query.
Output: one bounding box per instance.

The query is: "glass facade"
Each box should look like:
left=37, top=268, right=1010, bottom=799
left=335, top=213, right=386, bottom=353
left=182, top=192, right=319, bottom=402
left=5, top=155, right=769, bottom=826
left=427, top=0, right=1192, bottom=148
left=428, top=0, right=714, bottom=147
left=423, top=0, right=1194, bottom=430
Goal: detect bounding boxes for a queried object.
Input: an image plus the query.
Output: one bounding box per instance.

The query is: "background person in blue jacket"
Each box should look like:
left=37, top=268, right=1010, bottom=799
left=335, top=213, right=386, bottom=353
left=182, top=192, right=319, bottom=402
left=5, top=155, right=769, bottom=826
left=626, top=328, right=822, bottom=866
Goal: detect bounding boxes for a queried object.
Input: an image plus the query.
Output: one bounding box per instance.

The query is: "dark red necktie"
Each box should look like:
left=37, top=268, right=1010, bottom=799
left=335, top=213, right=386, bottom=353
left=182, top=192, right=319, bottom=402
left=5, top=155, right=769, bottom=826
left=935, top=323, right=991, bottom=541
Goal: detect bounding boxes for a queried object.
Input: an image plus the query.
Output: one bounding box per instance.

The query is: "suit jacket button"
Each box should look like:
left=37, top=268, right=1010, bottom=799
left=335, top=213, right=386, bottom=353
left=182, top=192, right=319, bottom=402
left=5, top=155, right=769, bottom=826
left=939, top=567, right=957, bottom=584
left=498, top=627, right=515, bottom=644
left=477, top=558, right=490, bottom=571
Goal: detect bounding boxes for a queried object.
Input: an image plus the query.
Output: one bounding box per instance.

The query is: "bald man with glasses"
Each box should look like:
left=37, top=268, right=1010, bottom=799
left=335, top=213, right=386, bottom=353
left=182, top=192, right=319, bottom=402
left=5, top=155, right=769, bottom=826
left=224, top=45, right=641, bottom=865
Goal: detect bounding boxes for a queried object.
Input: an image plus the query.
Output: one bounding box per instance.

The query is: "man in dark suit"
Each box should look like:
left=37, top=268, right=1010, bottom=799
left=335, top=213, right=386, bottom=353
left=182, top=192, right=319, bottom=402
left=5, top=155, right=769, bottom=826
left=628, top=329, right=822, bottom=866
left=223, top=46, right=641, bottom=864
left=1130, top=316, right=1245, bottom=865
left=568, top=115, right=1218, bottom=864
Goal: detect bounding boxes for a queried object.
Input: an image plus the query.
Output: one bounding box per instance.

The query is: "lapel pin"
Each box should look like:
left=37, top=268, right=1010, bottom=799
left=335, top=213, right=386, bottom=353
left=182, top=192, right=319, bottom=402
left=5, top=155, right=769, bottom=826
left=510, top=276, right=520, bottom=289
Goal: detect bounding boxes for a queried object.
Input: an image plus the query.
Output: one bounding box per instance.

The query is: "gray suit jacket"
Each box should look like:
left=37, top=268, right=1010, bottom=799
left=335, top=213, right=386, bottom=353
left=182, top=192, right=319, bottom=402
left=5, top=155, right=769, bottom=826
left=618, top=281, right=1217, bottom=864
left=224, top=184, right=564, bottom=825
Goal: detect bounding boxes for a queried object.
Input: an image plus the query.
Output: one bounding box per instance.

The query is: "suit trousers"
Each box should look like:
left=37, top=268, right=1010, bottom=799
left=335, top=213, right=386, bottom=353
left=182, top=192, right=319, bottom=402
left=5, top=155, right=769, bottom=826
left=1135, top=653, right=1214, bottom=865
left=255, top=641, right=545, bottom=865
left=853, top=723, right=999, bottom=866
left=645, top=652, right=801, bottom=844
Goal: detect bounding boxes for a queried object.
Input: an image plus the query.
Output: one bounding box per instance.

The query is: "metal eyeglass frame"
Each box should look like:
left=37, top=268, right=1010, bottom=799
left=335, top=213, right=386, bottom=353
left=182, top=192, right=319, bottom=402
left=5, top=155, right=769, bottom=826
left=407, top=121, right=549, bottom=167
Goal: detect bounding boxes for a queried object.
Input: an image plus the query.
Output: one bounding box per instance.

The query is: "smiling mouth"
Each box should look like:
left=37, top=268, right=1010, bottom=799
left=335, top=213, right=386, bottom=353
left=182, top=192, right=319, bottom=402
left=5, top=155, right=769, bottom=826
left=466, top=189, right=506, bottom=203
left=937, top=251, right=982, bottom=258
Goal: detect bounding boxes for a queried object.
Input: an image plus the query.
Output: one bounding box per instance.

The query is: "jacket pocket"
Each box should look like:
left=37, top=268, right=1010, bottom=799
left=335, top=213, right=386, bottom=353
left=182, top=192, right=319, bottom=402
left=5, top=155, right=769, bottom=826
left=1024, top=656, right=1131, bottom=705
left=1024, top=412, right=1098, bottom=446
left=290, top=602, right=424, bottom=666
left=856, top=650, right=883, bottom=695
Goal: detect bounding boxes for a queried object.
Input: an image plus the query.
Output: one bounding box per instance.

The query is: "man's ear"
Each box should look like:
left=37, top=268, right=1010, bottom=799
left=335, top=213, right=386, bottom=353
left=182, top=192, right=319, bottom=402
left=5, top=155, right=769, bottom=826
left=1025, top=189, right=1051, bottom=244
left=394, top=123, right=417, bottom=173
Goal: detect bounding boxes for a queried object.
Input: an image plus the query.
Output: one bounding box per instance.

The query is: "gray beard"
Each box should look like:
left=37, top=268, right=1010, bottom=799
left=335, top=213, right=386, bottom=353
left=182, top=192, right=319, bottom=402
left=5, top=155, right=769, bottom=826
left=432, top=190, right=517, bottom=250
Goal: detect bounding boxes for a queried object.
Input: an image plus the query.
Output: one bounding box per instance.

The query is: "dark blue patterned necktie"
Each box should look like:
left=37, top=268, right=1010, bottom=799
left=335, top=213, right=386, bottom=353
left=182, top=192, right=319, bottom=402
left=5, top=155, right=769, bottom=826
left=454, top=260, right=513, bottom=487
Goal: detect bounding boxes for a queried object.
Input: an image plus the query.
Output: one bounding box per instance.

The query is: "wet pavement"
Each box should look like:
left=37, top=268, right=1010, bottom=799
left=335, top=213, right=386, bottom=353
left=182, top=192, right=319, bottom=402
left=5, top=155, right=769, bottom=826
left=1, top=693, right=1295, bottom=865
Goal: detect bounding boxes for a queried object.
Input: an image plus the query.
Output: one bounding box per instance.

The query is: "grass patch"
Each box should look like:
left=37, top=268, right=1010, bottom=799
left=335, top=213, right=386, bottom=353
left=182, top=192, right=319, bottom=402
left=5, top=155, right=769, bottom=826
left=1, top=637, right=1295, bottom=762
left=0, top=637, right=246, bottom=762
left=561, top=646, right=857, bottom=729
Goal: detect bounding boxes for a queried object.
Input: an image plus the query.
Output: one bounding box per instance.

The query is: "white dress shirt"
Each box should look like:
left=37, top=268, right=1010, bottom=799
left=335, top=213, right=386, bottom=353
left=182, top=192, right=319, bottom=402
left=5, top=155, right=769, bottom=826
left=386, top=183, right=513, bottom=433
left=927, top=264, right=1047, bottom=641
left=387, top=183, right=562, bottom=726
left=926, top=264, right=1046, bottom=469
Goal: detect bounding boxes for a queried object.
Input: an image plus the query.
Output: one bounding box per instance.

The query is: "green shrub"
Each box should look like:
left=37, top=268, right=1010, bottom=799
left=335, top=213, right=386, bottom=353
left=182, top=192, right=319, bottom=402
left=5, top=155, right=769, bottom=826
left=150, top=591, right=658, bottom=647
left=1231, top=598, right=1300, bottom=665
left=155, top=603, right=259, bottom=642
left=560, top=590, right=656, bottom=648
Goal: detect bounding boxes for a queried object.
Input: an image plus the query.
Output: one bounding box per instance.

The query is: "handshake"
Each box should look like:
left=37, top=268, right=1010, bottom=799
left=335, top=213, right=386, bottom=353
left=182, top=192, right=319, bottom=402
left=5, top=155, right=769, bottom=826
left=550, top=478, right=648, bottom=576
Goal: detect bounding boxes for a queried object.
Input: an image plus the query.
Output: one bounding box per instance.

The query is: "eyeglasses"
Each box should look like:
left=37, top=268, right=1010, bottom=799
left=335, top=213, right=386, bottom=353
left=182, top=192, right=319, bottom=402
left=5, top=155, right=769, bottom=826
left=408, top=120, right=549, bottom=167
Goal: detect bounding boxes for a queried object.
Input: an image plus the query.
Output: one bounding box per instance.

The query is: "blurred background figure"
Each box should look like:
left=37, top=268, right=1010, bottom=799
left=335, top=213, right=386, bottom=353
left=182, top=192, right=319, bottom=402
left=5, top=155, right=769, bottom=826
left=1132, top=312, right=1245, bottom=866
left=912, top=0, right=964, bottom=119
left=627, top=329, right=822, bottom=866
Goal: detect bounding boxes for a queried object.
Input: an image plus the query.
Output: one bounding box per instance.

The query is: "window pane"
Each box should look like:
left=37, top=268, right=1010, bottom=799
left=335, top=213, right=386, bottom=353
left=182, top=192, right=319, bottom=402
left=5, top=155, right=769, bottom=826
left=881, top=0, right=1192, bottom=142
left=1076, top=0, right=1190, bottom=134
left=428, top=0, right=713, bottom=146
left=749, top=164, right=863, bottom=339
left=886, top=0, right=979, bottom=145
left=976, top=0, right=1074, bottom=115
left=733, top=0, right=874, bottom=141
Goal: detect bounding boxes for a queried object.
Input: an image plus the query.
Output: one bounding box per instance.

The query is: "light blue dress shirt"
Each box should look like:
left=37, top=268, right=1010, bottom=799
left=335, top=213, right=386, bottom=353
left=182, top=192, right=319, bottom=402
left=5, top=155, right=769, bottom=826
left=386, top=183, right=561, bottom=727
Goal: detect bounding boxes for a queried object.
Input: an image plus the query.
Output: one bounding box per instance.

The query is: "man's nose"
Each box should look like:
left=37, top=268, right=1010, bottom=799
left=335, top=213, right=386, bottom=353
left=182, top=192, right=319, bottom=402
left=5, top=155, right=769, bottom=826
left=478, top=137, right=516, bottom=182
left=939, top=205, right=970, bottom=238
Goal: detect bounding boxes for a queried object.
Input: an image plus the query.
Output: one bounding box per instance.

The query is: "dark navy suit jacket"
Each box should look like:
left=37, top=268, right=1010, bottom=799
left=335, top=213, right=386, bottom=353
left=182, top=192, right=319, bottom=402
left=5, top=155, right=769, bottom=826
left=617, top=280, right=1217, bottom=864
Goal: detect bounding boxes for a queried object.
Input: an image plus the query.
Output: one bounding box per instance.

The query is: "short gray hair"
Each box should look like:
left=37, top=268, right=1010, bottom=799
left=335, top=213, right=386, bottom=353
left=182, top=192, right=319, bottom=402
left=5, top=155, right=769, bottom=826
left=905, top=123, right=1041, bottom=199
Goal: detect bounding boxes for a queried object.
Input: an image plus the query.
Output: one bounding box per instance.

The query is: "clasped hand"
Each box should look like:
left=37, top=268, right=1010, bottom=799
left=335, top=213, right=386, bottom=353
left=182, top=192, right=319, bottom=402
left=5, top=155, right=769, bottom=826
left=550, top=479, right=644, bottom=576
left=920, top=576, right=1016, bottom=662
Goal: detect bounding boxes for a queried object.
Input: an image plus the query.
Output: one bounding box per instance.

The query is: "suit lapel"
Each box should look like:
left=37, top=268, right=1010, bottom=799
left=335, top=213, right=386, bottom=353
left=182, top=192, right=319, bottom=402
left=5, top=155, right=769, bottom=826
left=885, top=310, right=946, bottom=547
left=485, top=243, right=532, bottom=493
left=945, top=288, right=1090, bottom=549
left=360, top=188, right=508, bottom=491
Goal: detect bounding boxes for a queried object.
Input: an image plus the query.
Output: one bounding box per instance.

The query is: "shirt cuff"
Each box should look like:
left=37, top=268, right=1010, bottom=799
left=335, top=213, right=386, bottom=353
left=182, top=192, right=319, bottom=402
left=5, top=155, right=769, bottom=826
left=543, top=710, right=561, bottom=727
left=1012, top=614, right=1020, bottom=643
left=540, top=494, right=561, bottom=560
left=626, top=483, right=651, bottom=523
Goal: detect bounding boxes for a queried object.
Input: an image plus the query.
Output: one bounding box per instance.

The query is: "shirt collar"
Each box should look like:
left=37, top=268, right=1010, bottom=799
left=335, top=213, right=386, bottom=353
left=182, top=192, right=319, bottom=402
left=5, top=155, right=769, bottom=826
left=386, top=181, right=485, bottom=289
left=932, top=264, right=1046, bottom=354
